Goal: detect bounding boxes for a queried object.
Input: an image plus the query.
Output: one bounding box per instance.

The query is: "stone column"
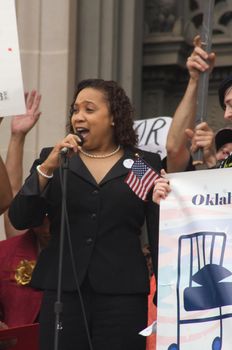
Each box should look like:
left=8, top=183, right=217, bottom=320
left=76, top=0, right=144, bottom=116
left=0, top=0, right=78, bottom=238
left=0, top=0, right=78, bottom=173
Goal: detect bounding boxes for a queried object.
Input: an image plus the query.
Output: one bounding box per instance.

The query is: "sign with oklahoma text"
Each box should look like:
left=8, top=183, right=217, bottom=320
left=158, top=168, right=232, bottom=350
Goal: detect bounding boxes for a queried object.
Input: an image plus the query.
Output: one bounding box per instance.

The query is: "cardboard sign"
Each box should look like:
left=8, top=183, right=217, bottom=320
left=0, top=0, right=25, bottom=116
left=134, top=117, right=172, bottom=159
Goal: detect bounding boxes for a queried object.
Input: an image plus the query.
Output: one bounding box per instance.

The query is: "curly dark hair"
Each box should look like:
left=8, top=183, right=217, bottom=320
left=67, top=79, right=138, bottom=147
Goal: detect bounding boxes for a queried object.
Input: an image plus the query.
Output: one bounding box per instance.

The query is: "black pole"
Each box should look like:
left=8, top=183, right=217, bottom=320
left=54, top=153, right=69, bottom=350
left=192, top=0, right=215, bottom=166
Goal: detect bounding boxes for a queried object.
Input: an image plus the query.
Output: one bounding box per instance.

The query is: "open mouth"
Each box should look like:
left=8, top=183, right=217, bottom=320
left=75, top=127, right=89, bottom=139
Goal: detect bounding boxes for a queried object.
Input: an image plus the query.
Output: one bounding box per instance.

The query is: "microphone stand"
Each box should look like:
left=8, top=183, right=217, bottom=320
left=54, top=152, right=69, bottom=350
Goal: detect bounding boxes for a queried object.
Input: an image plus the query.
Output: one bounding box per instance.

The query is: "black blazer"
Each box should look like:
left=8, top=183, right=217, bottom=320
left=9, top=147, right=162, bottom=294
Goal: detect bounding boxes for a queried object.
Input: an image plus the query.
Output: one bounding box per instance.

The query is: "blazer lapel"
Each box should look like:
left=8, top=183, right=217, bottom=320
left=68, top=148, right=144, bottom=186
left=99, top=148, right=139, bottom=186
left=69, top=154, right=98, bottom=186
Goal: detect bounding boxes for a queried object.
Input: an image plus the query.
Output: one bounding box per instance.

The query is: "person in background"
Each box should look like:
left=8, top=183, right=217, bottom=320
left=0, top=217, right=49, bottom=328
left=0, top=91, right=50, bottom=330
left=215, top=127, right=232, bottom=164
left=188, top=74, right=232, bottom=169
left=183, top=70, right=232, bottom=168
left=166, top=35, right=216, bottom=172
left=187, top=124, right=232, bottom=168
left=218, top=73, right=232, bottom=121
left=4, top=90, right=41, bottom=238
left=9, top=79, right=163, bottom=350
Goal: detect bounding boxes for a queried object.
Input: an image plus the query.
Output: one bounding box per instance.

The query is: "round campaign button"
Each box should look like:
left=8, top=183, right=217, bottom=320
left=123, top=159, right=134, bottom=169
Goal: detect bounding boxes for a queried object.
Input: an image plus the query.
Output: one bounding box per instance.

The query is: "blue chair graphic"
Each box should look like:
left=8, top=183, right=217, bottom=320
left=168, top=232, right=232, bottom=350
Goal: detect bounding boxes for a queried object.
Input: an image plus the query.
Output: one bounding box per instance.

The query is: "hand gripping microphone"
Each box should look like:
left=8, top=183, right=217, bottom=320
left=60, top=131, right=84, bottom=155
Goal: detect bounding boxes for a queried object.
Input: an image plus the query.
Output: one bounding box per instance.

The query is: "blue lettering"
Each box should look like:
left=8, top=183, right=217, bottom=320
left=192, top=194, right=204, bottom=205
left=205, top=194, right=215, bottom=206
left=192, top=192, right=232, bottom=206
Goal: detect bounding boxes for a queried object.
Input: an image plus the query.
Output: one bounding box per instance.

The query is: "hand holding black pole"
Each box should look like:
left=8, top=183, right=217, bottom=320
left=192, top=0, right=215, bottom=166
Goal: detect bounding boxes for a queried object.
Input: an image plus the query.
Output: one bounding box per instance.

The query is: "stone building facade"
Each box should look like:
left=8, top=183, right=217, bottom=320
left=143, top=0, right=232, bottom=130
left=0, top=0, right=232, bottom=187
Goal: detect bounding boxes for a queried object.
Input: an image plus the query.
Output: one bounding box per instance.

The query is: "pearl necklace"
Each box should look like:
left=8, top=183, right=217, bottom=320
left=79, top=145, right=121, bottom=159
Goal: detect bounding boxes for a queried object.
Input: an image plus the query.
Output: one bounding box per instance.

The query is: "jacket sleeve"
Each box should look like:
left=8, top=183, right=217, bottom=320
left=8, top=148, right=52, bottom=230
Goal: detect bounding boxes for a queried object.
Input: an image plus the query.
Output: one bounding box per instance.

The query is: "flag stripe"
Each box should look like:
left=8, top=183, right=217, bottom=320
left=125, top=157, right=160, bottom=201
left=139, top=171, right=156, bottom=199
left=139, top=174, right=155, bottom=200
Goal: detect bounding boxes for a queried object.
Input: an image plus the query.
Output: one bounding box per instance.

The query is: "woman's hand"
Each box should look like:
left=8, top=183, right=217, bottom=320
left=41, top=133, right=83, bottom=174
left=11, top=90, right=41, bottom=136
left=36, top=133, right=83, bottom=192
left=152, top=169, right=171, bottom=205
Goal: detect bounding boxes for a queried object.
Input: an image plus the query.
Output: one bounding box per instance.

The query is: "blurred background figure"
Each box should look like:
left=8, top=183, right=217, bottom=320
left=0, top=91, right=50, bottom=332
left=4, top=90, right=41, bottom=238
left=215, top=128, right=232, bottom=161
left=188, top=124, right=232, bottom=169
left=166, top=36, right=216, bottom=172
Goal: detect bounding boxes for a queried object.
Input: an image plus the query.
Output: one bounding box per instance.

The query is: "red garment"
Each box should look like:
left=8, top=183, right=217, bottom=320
left=0, top=230, right=42, bottom=327
left=146, top=275, right=157, bottom=350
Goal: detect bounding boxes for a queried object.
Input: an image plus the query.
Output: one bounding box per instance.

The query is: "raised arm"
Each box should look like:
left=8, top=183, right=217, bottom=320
left=4, top=90, right=41, bottom=238
left=166, top=36, right=215, bottom=172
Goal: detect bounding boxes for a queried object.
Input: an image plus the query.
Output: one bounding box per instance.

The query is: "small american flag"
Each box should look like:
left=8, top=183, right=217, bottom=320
left=125, top=157, right=160, bottom=201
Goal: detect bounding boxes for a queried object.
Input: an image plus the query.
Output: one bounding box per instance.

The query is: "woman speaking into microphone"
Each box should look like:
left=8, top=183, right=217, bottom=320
left=9, top=79, right=168, bottom=350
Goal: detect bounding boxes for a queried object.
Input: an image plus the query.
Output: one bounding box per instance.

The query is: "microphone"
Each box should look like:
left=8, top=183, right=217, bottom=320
left=60, top=132, right=84, bottom=154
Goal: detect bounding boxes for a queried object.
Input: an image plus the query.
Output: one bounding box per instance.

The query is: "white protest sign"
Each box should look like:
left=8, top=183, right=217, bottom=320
left=0, top=0, right=25, bottom=116
left=134, top=117, right=172, bottom=159
left=157, top=168, right=232, bottom=350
